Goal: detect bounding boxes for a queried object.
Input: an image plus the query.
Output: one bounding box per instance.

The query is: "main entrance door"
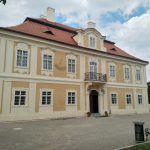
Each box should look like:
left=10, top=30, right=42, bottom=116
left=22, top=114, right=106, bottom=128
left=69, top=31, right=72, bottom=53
left=90, top=90, right=99, bottom=113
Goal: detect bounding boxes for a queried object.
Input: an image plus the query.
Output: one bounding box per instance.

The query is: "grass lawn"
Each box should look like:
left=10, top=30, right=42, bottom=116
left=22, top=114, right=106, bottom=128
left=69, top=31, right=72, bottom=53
left=124, top=142, right=150, bottom=150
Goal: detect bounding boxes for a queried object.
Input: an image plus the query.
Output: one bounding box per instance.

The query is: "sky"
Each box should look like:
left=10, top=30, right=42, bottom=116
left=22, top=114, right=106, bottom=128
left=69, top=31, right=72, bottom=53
left=0, top=0, right=150, bottom=81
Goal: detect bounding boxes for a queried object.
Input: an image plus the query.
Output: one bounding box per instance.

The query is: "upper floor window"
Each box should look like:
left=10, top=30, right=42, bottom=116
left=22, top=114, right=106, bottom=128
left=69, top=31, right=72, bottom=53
left=67, top=91, right=76, bottom=105
left=126, top=94, right=132, bottom=104
left=109, top=64, right=116, bottom=78
left=89, top=36, right=96, bottom=48
left=111, top=93, right=117, bottom=104
left=68, top=59, right=76, bottom=73
left=17, top=50, right=28, bottom=67
left=124, top=67, right=130, bottom=80
left=136, top=68, right=141, bottom=81
left=138, top=94, right=143, bottom=104
left=14, top=90, right=27, bottom=106
left=41, top=91, right=52, bottom=105
left=43, top=54, right=52, bottom=70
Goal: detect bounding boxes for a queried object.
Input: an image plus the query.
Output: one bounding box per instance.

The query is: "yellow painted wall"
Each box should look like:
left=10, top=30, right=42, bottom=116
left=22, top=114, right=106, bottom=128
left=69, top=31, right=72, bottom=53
left=37, top=48, right=80, bottom=79
left=36, top=83, right=80, bottom=112
left=107, top=87, right=134, bottom=109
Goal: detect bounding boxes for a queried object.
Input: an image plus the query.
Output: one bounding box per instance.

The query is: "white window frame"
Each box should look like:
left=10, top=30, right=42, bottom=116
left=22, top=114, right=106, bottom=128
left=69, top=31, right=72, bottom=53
left=89, top=34, right=96, bottom=49
left=66, top=90, right=77, bottom=105
left=136, top=66, right=141, bottom=81
left=12, top=88, right=28, bottom=107
left=125, top=93, right=132, bottom=105
left=66, top=54, right=77, bottom=76
left=109, top=63, right=116, bottom=80
left=110, top=92, right=118, bottom=105
left=41, top=49, right=54, bottom=75
left=137, top=94, right=143, bottom=105
left=88, top=57, right=99, bottom=73
left=14, top=43, right=30, bottom=73
left=124, top=65, right=130, bottom=81
left=40, top=89, right=53, bottom=106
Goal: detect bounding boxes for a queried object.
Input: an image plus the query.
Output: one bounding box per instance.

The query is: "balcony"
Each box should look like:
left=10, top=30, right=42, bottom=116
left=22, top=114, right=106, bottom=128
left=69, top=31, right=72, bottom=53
left=85, top=72, right=107, bottom=82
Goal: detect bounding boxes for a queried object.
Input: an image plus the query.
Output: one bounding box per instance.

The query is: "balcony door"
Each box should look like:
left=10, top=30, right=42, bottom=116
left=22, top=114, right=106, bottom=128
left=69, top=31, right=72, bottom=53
left=90, top=62, right=97, bottom=80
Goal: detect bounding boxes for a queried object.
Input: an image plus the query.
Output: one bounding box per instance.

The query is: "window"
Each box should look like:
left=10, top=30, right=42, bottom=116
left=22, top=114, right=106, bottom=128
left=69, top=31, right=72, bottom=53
left=41, top=91, right=52, bottom=105
left=67, top=92, right=76, bottom=104
left=111, top=93, right=117, bottom=104
left=68, top=59, right=75, bottom=73
left=89, top=37, right=96, bottom=48
left=109, top=65, right=116, bottom=78
left=43, top=54, right=52, bottom=70
left=124, top=67, right=130, bottom=80
left=138, top=95, right=143, bottom=104
left=136, top=69, right=141, bottom=81
left=17, top=50, right=28, bottom=67
left=14, top=90, right=27, bottom=106
left=126, top=94, right=132, bottom=104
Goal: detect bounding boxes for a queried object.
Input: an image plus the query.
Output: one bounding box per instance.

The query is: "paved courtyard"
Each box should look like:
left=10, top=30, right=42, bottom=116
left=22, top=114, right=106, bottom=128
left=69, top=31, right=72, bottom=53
left=0, top=114, right=150, bottom=150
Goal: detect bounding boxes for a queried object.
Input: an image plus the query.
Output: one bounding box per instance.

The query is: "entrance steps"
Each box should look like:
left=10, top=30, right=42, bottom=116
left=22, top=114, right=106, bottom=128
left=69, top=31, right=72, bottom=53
left=91, top=113, right=101, bottom=117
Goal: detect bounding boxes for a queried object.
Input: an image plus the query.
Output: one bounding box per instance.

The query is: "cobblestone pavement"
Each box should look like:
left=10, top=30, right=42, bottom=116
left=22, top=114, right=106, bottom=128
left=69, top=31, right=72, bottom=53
left=0, top=114, right=150, bottom=150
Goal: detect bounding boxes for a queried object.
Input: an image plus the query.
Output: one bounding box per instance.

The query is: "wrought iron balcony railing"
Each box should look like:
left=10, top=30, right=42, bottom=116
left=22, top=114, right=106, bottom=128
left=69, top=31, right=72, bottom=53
left=85, top=72, right=107, bottom=82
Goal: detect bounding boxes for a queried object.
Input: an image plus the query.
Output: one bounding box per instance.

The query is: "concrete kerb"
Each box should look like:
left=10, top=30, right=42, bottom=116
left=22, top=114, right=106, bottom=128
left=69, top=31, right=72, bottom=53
left=114, top=140, right=150, bottom=150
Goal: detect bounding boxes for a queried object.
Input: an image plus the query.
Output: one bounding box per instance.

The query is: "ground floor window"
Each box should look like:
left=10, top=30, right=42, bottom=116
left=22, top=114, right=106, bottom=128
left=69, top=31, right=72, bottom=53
left=138, top=95, right=143, bottom=104
left=67, top=92, right=76, bottom=104
left=126, top=94, right=132, bottom=104
left=111, top=93, right=117, bottom=104
left=41, top=91, right=52, bottom=105
left=14, top=90, right=27, bottom=106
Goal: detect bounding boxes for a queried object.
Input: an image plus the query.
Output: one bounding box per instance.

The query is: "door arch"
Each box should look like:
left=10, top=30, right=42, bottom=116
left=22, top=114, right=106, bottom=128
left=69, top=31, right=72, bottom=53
left=90, top=90, right=99, bottom=113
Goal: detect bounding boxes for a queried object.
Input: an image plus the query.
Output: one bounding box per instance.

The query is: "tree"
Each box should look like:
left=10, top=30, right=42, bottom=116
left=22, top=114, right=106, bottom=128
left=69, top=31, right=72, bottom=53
left=0, top=0, right=6, bottom=5
left=148, top=82, right=150, bottom=104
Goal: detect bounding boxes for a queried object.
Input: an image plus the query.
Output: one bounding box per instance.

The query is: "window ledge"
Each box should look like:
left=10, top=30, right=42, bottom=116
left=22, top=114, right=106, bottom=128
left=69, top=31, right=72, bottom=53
left=41, top=70, right=53, bottom=76
left=14, top=67, right=29, bottom=74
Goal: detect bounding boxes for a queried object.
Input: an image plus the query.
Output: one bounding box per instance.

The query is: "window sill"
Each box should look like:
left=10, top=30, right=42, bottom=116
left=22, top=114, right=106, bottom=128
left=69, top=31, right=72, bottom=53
left=41, top=70, right=53, bottom=76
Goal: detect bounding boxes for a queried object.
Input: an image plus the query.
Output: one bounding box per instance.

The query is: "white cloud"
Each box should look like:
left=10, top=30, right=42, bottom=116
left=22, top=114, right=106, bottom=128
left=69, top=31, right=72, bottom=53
left=101, top=11, right=150, bottom=80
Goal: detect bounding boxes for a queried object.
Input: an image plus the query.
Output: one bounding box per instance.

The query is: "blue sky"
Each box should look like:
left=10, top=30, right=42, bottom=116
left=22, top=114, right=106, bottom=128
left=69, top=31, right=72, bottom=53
left=0, top=0, right=150, bottom=80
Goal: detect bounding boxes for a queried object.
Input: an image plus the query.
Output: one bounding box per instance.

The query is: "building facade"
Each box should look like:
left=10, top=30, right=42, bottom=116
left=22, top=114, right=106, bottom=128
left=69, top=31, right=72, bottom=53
left=0, top=8, right=149, bottom=121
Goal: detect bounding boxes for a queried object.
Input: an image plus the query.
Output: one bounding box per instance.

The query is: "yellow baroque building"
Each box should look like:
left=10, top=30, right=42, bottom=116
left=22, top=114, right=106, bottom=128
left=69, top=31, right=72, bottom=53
left=0, top=8, right=149, bottom=121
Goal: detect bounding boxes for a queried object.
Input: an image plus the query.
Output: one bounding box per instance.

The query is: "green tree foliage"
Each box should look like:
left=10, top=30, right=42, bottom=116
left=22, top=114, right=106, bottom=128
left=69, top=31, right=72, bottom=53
left=0, top=0, right=6, bottom=5
left=148, top=82, right=150, bottom=104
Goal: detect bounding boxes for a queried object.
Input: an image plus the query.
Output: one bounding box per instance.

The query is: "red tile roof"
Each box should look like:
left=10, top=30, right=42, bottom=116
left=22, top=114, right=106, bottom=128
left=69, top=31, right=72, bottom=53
left=0, top=17, right=148, bottom=64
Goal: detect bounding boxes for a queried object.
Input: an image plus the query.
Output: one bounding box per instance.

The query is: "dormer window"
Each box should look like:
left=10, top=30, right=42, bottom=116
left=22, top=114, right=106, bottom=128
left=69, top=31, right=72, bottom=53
left=89, top=36, right=96, bottom=48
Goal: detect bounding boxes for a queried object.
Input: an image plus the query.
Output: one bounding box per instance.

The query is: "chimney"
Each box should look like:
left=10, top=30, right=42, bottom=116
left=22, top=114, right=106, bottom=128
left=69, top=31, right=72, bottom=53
left=46, top=7, right=55, bottom=22
left=87, top=21, right=96, bottom=28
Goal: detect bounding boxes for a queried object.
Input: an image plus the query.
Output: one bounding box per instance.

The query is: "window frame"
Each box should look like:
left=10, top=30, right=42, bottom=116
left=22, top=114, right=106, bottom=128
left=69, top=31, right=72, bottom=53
left=137, top=94, right=143, bottom=104
left=136, top=67, right=141, bottom=81
left=66, top=90, right=77, bottom=105
left=89, top=36, right=96, bottom=48
left=66, top=54, right=77, bottom=75
left=110, top=92, right=118, bottom=105
left=15, top=43, right=30, bottom=70
left=124, top=65, right=130, bottom=81
left=125, top=93, right=132, bottom=105
left=109, top=63, right=116, bottom=79
left=40, top=89, right=53, bottom=106
left=41, top=49, right=54, bottom=72
left=12, top=88, right=28, bottom=107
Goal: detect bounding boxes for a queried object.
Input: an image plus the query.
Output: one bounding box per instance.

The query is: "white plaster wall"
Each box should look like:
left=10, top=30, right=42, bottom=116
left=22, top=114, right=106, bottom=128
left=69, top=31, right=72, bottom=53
left=2, top=81, right=12, bottom=114
left=5, top=40, right=14, bottom=73
left=0, top=38, right=6, bottom=73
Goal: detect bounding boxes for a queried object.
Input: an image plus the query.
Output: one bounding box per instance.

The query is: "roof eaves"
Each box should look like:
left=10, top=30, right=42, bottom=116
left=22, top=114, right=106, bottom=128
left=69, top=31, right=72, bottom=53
left=0, top=27, right=148, bottom=65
